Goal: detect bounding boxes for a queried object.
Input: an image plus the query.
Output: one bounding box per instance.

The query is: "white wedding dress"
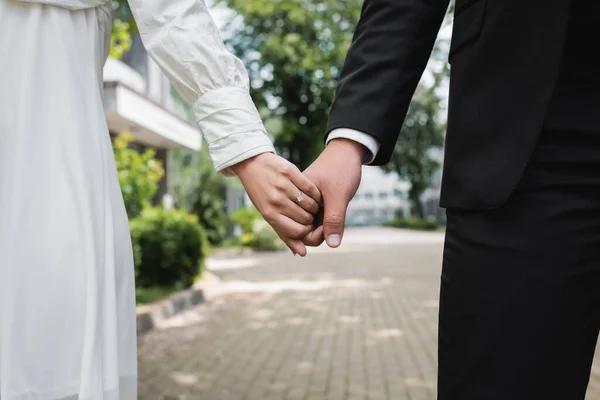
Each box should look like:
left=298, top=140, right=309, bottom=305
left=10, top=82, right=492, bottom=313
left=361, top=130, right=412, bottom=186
left=0, top=0, right=273, bottom=398
left=0, top=2, right=137, bottom=399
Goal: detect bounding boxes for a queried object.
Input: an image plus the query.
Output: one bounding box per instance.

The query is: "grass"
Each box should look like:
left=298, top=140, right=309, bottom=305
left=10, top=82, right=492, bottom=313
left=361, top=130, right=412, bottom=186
left=385, top=217, right=439, bottom=231
left=136, top=286, right=181, bottom=306
left=136, top=270, right=206, bottom=306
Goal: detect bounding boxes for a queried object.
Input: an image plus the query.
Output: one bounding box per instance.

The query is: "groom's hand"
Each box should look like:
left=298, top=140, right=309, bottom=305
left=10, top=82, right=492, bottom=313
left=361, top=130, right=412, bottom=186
left=302, top=138, right=366, bottom=248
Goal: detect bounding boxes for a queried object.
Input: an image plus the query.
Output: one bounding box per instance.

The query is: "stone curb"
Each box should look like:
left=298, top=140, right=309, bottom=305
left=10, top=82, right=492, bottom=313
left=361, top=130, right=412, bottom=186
left=135, top=270, right=221, bottom=336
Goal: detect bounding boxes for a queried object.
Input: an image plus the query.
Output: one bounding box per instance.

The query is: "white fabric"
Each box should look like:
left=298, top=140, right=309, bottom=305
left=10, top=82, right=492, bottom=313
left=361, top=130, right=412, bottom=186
left=327, top=128, right=381, bottom=164
left=0, top=0, right=283, bottom=396
left=126, top=0, right=276, bottom=175
left=14, top=0, right=106, bottom=10
left=0, top=1, right=137, bottom=399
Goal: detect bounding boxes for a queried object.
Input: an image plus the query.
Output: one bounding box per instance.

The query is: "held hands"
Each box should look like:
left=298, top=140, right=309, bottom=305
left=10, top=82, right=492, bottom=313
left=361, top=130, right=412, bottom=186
left=232, top=153, right=322, bottom=256
left=232, top=138, right=365, bottom=256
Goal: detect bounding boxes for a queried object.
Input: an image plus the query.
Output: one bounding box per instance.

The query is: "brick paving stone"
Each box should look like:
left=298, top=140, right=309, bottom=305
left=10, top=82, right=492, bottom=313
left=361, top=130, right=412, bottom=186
left=138, top=228, right=600, bottom=400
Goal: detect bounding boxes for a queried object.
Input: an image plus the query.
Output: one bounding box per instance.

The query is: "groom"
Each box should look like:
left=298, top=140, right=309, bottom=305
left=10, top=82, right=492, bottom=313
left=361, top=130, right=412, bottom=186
left=303, top=0, right=600, bottom=399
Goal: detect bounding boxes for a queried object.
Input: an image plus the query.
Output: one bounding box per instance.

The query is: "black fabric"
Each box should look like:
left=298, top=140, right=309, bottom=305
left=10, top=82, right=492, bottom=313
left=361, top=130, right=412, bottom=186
left=328, top=1, right=600, bottom=398
left=438, top=128, right=600, bottom=399
left=544, top=0, right=600, bottom=131
left=326, top=0, right=572, bottom=209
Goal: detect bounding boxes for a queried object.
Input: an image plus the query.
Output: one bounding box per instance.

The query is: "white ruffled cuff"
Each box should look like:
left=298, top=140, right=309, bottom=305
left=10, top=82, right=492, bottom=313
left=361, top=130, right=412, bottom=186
left=193, top=87, right=275, bottom=175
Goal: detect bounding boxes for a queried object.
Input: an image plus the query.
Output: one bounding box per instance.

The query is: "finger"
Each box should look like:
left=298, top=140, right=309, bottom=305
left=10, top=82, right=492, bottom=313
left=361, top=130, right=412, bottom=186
left=286, top=167, right=323, bottom=206
left=322, top=192, right=348, bottom=248
left=302, top=225, right=325, bottom=247
left=272, top=213, right=314, bottom=240
left=271, top=184, right=316, bottom=225
left=280, top=196, right=316, bottom=226
left=289, top=185, right=320, bottom=215
left=281, top=236, right=307, bottom=257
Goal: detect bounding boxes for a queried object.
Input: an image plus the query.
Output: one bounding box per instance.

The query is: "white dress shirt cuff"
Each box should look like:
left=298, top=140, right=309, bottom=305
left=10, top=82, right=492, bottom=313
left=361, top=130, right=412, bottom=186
left=193, top=87, right=276, bottom=175
left=326, top=128, right=381, bottom=164
left=213, top=132, right=276, bottom=177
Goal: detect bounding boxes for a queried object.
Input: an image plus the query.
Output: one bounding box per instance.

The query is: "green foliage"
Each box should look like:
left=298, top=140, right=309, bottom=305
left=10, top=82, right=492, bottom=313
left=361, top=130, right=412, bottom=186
left=385, top=84, right=445, bottom=218
left=110, top=0, right=136, bottom=60
left=112, top=0, right=135, bottom=25
left=113, top=134, right=164, bottom=219
left=230, top=207, right=261, bottom=235
left=109, top=19, right=132, bottom=59
left=169, top=148, right=229, bottom=246
left=219, top=0, right=363, bottom=169
left=130, top=207, right=208, bottom=289
left=193, top=190, right=228, bottom=246
left=135, top=286, right=180, bottom=306
left=249, top=220, right=285, bottom=251
left=385, top=217, right=439, bottom=231
left=230, top=207, right=284, bottom=251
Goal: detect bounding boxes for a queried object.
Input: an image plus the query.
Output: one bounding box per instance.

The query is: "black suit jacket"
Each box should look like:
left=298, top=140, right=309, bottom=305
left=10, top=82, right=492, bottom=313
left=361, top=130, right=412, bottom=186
left=326, top=0, right=572, bottom=209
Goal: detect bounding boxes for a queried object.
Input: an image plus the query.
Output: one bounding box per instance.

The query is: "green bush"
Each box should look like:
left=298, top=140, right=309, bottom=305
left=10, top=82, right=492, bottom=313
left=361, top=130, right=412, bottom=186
left=192, top=192, right=227, bottom=246
left=385, top=217, right=439, bottom=231
left=230, top=207, right=284, bottom=251
left=130, top=207, right=208, bottom=289
left=230, top=207, right=261, bottom=234
left=169, top=148, right=229, bottom=246
left=135, top=286, right=180, bottom=306
left=245, top=220, right=285, bottom=251
left=113, top=134, right=165, bottom=219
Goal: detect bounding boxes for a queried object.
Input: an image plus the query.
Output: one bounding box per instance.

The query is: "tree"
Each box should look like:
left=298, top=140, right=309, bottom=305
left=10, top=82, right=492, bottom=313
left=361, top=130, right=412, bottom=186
left=219, top=0, right=362, bottom=169
left=384, top=83, right=445, bottom=218
left=169, top=148, right=229, bottom=246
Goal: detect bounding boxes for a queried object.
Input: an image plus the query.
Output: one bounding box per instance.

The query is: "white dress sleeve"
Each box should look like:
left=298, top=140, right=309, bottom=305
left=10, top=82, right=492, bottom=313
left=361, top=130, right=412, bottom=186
left=127, top=0, right=275, bottom=175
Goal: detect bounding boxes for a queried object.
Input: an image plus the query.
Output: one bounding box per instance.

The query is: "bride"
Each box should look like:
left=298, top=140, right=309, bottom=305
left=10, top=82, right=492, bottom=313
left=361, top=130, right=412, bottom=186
left=0, top=0, right=321, bottom=398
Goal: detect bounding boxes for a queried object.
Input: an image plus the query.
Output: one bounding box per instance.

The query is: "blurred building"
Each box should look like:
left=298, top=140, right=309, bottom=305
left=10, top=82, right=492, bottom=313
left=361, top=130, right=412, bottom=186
left=346, top=166, right=411, bottom=226
left=420, top=168, right=446, bottom=224
left=102, top=35, right=203, bottom=203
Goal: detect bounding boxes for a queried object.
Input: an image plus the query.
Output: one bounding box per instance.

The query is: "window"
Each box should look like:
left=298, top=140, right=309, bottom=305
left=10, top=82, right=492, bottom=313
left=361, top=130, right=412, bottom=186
left=394, top=188, right=408, bottom=200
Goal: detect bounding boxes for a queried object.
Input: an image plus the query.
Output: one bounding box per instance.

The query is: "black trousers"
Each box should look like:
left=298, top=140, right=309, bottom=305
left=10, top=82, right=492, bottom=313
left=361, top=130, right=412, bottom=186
left=438, top=129, right=600, bottom=400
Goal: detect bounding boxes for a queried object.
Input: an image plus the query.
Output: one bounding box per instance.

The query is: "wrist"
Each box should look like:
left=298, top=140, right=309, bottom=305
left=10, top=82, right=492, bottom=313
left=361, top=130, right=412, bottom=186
left=326, top=138, right=369, bottom=164
left=230, top=153, right=261, bottom=177
left=230, top=152, right=276, bottom=177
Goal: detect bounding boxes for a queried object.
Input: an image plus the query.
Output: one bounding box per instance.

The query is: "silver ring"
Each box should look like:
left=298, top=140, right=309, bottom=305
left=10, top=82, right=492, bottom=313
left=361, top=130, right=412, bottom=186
left=295, top=191, right=304, bottom=204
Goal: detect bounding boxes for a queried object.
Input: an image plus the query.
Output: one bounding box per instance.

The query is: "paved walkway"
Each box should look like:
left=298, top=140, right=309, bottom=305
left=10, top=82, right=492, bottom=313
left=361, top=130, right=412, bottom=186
left=138, top=228, right=600, bottom=400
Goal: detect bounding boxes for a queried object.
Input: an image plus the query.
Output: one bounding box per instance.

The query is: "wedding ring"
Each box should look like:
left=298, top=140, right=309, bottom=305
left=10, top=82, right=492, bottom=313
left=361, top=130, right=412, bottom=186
left=295, top=191, right=304, bottom=204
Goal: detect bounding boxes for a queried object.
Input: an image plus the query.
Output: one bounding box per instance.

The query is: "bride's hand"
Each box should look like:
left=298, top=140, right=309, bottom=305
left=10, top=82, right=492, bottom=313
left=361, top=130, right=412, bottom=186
left=231, top=153, right=322, bottom=256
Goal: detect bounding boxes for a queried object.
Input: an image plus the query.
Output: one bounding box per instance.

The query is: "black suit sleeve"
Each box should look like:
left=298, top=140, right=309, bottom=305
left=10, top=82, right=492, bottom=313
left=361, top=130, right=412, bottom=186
left=326, top=0, right=450, bottom=165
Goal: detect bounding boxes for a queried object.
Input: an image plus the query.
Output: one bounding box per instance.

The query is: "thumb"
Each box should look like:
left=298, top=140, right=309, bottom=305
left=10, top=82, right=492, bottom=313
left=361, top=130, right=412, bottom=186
left=322, top=192, right=348, bottom=248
